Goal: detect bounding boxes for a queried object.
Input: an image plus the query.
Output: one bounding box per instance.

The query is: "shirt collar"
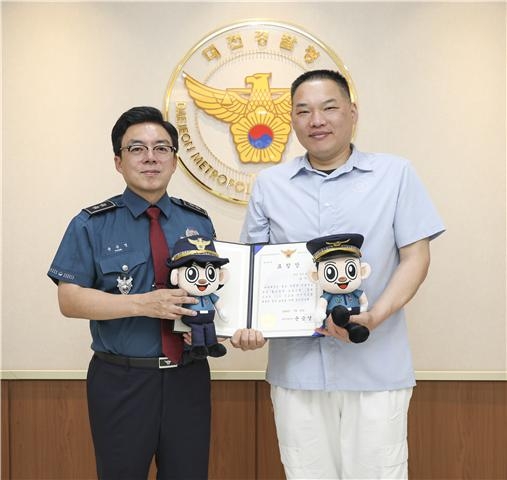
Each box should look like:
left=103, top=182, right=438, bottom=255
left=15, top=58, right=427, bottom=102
left=289, top=144, right=374, bottom=179
left=122, top=188, right=172, bottom=218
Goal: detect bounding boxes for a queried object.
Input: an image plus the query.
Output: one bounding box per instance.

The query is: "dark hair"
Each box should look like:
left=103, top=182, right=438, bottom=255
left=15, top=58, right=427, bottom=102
left=111, top=106, right=179, bottom=155
left=291, top=69, right=351, bottom=101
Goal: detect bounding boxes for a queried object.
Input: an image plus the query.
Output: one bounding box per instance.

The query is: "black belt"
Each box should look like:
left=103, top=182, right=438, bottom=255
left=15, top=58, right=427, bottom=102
left=95, top=351, right=179, bottom=369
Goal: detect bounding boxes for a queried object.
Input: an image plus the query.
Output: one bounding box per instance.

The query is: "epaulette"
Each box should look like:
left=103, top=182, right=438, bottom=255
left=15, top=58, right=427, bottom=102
left=83, top=200, right=118, bottom=215
left=171, top=198, right=210, bottom=218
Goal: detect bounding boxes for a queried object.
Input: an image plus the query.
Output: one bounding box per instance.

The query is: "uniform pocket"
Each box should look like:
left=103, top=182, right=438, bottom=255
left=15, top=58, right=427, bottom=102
left=99, top=251, right=147, bottom=292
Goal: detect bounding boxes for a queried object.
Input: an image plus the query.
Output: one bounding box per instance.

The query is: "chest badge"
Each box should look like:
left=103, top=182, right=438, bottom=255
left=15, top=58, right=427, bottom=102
left=117, top=265, right=133, bottom=295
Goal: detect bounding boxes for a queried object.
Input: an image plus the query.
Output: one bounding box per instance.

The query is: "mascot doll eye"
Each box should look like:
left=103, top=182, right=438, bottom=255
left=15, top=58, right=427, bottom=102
left=345, top=260, right=358, bottom=280
left=184, top=266, right=199, bottom=283
left=205, top=264, right=217, bottom=282
left=323, top=263, right=339, bottom=282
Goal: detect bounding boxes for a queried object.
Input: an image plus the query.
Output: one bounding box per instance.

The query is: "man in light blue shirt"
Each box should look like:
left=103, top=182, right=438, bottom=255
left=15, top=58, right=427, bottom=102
left=232, top=70, right=445, bottom=479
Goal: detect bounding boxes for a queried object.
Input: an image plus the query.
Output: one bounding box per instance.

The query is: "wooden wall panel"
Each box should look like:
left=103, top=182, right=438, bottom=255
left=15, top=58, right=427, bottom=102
left=2, top=382, right=10, bottom=480
left=8, top=380, right=95, bottom=480
left=408, top=381, right=507, bottom=480
left=2, top=379, right=507, bottom=479
left=256, top=381, right=284, bottom=480
left=209, top=381, right=256, bottom=480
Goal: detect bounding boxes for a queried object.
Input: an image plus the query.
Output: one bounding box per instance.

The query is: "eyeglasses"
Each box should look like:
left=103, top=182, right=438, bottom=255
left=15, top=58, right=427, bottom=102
left=119, top=143, right=177, bottom=157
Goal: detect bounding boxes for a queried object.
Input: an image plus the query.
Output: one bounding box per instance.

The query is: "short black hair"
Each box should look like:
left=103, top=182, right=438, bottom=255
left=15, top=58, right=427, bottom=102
left=111, top=106, right=179, bottom=156
left=291, top=69, right=351, bottom=102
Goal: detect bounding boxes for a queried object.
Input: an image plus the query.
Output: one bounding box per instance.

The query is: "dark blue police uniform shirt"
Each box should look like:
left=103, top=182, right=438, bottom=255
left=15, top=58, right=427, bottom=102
left=48, top=188, right=216, bottom=357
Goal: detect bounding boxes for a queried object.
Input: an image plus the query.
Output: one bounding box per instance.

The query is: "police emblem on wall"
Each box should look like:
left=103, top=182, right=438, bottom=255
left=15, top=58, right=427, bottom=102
left=165, top=20, right=356, bottom=204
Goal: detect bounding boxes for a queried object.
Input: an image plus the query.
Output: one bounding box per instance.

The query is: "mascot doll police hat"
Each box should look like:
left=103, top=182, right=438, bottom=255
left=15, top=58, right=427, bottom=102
left=167, top=236, right=229, bottom=269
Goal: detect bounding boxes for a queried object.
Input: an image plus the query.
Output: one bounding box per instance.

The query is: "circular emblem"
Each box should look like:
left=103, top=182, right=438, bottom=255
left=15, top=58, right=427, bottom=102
left=165, top=20, right=356, bottom=204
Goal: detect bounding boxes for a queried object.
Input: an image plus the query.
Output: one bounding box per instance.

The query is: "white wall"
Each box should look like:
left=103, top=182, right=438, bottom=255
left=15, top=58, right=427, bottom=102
left=2, top=2, right=505, bottom=374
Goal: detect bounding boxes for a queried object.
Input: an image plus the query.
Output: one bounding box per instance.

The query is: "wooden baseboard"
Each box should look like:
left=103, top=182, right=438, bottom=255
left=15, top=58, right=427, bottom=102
left=2, top=380, right=507, bottom=479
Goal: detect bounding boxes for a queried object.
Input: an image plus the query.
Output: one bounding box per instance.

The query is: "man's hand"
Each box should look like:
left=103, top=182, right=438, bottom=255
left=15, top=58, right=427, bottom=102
left=315, top=311, right=377, bottom=342
left=57, top=282, right=198, bottom=321
left=348, top=311, right=376, bottom=329
left=142, top=288, right=198, bottom=320
left=230, top=329, right=267, bottom=351
left=314, top=314, right=351, bottom=342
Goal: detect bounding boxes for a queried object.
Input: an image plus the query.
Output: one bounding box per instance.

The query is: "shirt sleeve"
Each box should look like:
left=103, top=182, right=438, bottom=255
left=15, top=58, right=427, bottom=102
left=240, top=176, right=270, bottom=244
left=47, top=215, right=97, bottom=287
left=394, top=162, right=445, bottom=248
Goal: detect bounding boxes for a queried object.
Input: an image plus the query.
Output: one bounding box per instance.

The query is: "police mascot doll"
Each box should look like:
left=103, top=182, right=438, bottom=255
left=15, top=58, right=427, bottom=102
left=168, top=235, right=229, bottom=359
left=307, top=233, right=371, bottom=343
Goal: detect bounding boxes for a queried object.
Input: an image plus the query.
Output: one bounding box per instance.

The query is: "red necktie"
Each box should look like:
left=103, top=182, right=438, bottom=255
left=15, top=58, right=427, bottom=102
left=146, top=206, right=184, bottom=363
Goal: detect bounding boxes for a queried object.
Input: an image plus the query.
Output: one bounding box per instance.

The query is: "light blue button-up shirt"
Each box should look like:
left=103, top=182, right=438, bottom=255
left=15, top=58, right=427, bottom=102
left=240, top=146, right=445, bottom=391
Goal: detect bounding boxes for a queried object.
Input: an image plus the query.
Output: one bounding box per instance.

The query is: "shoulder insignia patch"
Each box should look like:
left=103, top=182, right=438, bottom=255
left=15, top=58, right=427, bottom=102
left=83, top=200, right=117, bottom=215
left=172, top=198, right=209, bottom=218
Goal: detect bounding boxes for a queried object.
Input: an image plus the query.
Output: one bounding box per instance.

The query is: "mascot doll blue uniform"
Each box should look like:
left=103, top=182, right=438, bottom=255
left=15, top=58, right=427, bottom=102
left=307, top=233, right=371, bottom=343
left=168, top=235, right=229, bottom=360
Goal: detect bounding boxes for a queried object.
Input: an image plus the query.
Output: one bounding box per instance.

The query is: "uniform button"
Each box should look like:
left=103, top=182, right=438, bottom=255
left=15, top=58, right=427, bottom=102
left=122, top=265, right=129, bottom=272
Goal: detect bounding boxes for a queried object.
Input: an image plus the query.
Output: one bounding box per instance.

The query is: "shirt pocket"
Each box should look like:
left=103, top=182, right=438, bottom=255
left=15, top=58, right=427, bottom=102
left=98, top=251, right=147, bottom=293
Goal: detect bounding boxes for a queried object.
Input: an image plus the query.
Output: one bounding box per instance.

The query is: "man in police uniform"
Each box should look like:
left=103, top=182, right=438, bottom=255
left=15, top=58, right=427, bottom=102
left=48, top=106, right=216, bottom=479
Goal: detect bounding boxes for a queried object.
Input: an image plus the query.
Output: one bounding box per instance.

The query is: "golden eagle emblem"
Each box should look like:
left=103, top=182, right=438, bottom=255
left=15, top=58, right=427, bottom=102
left=188, top=237, right=211, bottom=250
left=183, top=72, right=292, bottom=164
left=281, top=248, right=297, bottom=258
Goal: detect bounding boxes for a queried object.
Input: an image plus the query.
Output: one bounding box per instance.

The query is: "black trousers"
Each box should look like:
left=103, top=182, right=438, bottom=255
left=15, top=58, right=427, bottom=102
left=183, top=311, right=217, bottom=347
left=87, top=354, right=211, bottom=480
